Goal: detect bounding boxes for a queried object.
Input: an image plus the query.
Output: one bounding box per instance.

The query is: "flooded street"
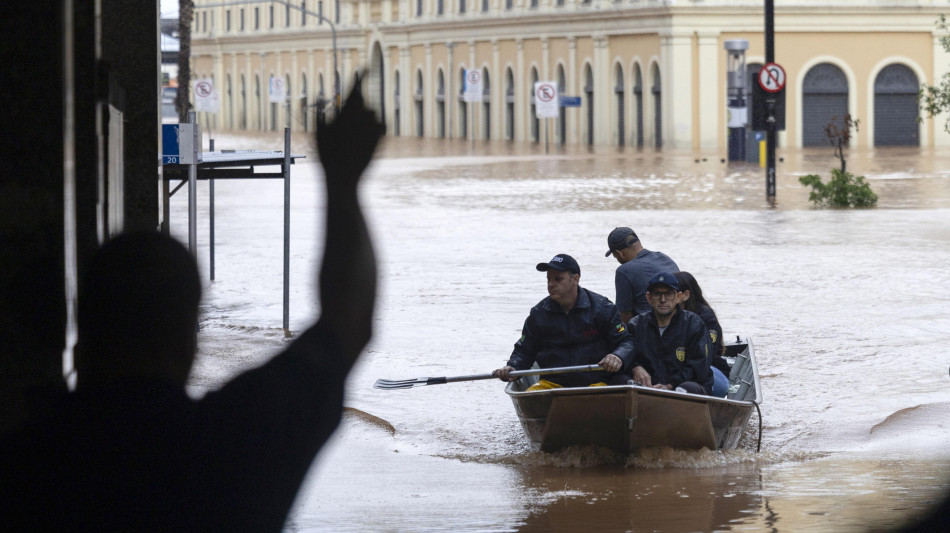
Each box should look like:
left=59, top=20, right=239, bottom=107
left=173, top=133, right=950, bottom=532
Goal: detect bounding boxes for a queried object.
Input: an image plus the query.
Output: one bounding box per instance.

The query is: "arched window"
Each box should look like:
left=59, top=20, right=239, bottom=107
left=506, top=68, right=515, bottom=141
left=436, top=69, right=445, bottom=138
left=482, top=67, right=491, bottom=140
left=651, top=63, right=661, bottom=148
left=531, top=67, right=540, bottom=143
left=633, top=64, right=643, bottom=147
left=614, top=64, right=624, bottom=146
left=802, top=63, right=848, bottom=147
left=415, top=70, right=424, bottom=137
left=557, top=65, right=566, bottom=145
left=584, top=65, right=594, bottom=145
left=874, top=64, right=919, bottom=146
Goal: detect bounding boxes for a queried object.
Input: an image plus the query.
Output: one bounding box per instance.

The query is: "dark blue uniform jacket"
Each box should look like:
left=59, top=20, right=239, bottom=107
left=507, top=287, right=634, bottom=387
left=629, top=308, right=714, bottom=392
left=696, top=304, right=730, bottom=375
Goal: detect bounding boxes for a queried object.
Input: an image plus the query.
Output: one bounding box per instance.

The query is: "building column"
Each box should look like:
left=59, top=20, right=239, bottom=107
left=933, top=32, right=950, bottom=147
left=425, top=42, right=433, bottom=137
left=399, top=46, right=413, bottom=137
left=697, top=32, right=719, bottom=151
left=661, top=31, right=693, bottom=149
left=568, top=36, right=577, bottom=144
left=594, top=34, right=608, bottom=145
left=516, top=38, right=525, bottom=141
left=492, top=39, right=500, bottom=140
left=443, top=41, right=456, bottom=139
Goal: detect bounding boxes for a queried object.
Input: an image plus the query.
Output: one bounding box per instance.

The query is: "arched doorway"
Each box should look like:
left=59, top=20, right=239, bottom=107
left=415, top=70, right=424, bottom=137
left=633, top=64, right=643, bottom=147
left=458, top=69, right=468, bottom=139
left=240, top=74, right=247, bottom=129
left=802, top=63, right=848, bottom=147
left=505, top=68, right=515, bottom=140
left=874, top=64, right=919, bottom=146
left=557, top=65, right=566, bottom=145
left=436, top=69, right=446, bottom=138
left=584, top=64, right=594, bottom=145
left=482, top=67, right=491, bottom=140
left=369, top=42, right=386, bottom=125
left=255, top=74, right=261, bottom=130
left=651, top=63, right=661, bottom=148
left=393, top=70, right=401, bottom=136
left=300, top=74, right=308, bottom=131
left=226, top=75, right=233, bottom=129
left=615, top=64, right=625, bottom=146
left=531, top=67, right=540, bottom=143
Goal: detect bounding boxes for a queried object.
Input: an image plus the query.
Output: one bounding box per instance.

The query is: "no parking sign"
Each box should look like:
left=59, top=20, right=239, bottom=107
left=194, top=79, right=220, bottom=113
left=534, top=81, right=559, bottom=118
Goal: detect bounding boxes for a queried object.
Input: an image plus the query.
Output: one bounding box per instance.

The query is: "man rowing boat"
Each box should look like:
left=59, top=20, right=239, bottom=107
left=493, top=254, right=634, bottom=390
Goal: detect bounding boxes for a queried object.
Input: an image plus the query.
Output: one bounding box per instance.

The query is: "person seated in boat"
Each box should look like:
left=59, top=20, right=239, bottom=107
left=492, top=254, right=634, bottom=391
left=673, top=271, right=730, bottom=397
left=605, top=226, right=680, bottom=323
left=628, top=272, right=714, bottom=395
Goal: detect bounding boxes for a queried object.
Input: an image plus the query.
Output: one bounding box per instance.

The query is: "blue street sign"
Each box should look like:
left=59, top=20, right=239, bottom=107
left=559, top=96, right=581, bottom=107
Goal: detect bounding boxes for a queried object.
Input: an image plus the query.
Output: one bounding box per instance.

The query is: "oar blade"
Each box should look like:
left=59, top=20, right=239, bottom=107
left=374, top=376, right=448, bottom=389
left=373, top=378, right=422, bottom=389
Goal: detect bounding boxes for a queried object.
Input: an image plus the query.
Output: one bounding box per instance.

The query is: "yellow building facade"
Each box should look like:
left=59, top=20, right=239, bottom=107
left=191, top=0, right=950, bottom=150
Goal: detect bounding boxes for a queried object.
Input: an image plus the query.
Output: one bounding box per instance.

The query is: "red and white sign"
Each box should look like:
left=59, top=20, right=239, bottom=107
left=758, top=63, right=786, bottom=93
left=194, top=79, right=220, bottom=113
left=534, top=81, right=559, bottom=118
left=463, top=69, right=483, bottom=103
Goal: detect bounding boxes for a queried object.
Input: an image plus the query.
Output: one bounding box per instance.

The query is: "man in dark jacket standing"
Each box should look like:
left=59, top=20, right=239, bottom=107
left=493, top=254, right=634, bottom=389
left=629, top=272, right=714, bottom=395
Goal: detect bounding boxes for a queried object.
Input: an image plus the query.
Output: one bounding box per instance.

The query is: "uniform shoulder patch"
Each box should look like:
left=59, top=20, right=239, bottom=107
left=615, top=323, right=626, bottom=333
left=709, top=330, right=718, bottom=343
left=676, top=347, right=686, bottom=362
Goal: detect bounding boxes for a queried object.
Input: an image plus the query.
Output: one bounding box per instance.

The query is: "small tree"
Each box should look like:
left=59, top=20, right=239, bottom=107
left=919, top=15, right=950, bottom=134
left=799, top=115, right=878, bottom=208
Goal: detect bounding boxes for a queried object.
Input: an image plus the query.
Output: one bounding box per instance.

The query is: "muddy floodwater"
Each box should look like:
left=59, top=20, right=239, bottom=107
left=172, top=133, right=950, bottom=532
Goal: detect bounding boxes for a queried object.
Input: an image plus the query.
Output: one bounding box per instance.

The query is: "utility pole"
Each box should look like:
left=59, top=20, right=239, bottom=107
left=765, top=0, right=776, bottom=205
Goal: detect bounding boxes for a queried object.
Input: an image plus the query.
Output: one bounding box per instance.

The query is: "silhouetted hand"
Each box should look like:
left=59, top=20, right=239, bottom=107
left=316, top=71, right=386, bottom=189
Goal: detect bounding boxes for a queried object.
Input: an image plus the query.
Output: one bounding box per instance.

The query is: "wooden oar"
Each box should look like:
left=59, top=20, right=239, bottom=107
left=373, top=364, right=604, bottom=390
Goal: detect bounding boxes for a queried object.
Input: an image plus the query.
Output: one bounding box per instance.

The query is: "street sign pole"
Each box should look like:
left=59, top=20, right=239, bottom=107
left=765, top=0, right=776, bottom=205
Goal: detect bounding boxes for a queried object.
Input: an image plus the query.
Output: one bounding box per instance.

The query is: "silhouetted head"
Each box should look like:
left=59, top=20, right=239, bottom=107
left=76, top=232, right=201, bottom=388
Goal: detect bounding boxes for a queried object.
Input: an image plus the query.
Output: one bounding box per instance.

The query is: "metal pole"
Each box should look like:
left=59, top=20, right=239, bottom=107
left=209, top=137, right=215, bottom=281
left=765, top=0, right=777, bottom=205
left=282, top=127, right=291, bottom=333
left=188, top=110, right=198, bottom=256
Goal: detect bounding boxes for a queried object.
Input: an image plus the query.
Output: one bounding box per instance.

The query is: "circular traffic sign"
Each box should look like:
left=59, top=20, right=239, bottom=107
left=536, top=82, right=556, bottom=102
left=758, top=62, right=786, bottom=93
left=195, top=80, right=213, bottom=98
left=467, top=70, right=481, bottom=85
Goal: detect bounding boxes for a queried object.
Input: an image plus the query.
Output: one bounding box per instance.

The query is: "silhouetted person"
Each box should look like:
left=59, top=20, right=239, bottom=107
left=0, top=78, right=384, bottom=531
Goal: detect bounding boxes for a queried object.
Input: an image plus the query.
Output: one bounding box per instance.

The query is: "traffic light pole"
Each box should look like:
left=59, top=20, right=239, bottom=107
left=765, top=0, right=777, bottom=205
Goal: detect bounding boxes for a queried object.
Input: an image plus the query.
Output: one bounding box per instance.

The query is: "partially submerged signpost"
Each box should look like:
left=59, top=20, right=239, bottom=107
left=162, top=121, right=304, bottom=334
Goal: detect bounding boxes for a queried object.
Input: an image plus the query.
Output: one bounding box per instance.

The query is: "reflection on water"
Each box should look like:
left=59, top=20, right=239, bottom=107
left=180, top=134, right=950, bottom=532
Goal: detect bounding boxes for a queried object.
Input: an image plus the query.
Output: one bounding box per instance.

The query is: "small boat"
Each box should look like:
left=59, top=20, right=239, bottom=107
left=504, top=337, right=762, bottom=453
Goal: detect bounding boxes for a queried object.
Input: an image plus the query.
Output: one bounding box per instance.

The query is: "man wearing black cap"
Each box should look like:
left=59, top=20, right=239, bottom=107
left=628, top=272, right=713, bottom=395
left=492, top=254, right=634, bottom=390
left=605, top=226, right=679, bottom=323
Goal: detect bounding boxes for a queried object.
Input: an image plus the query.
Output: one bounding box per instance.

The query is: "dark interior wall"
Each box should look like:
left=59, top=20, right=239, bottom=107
left=0, top=0, right=161, bottom=430
left=0, top=3, right=70, bottom=429
left=102, top=0, right=160, bottom=232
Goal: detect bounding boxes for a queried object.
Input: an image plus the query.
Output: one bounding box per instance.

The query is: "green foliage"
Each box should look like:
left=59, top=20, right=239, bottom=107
left=919, top=15, right=950, bottom=134
left=798, top=169, right=878, bottom=208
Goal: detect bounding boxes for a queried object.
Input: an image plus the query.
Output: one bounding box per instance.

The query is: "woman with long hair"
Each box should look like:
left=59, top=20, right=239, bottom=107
left=674, top=271, right=730, bottom=397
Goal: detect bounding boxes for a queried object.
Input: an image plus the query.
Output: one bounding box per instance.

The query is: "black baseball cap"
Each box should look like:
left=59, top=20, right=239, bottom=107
left=646, top=271, right=679, bottom=292
left=605, top=227, right=639, bottom=257
left=536, top=254, right=580, bottom=276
